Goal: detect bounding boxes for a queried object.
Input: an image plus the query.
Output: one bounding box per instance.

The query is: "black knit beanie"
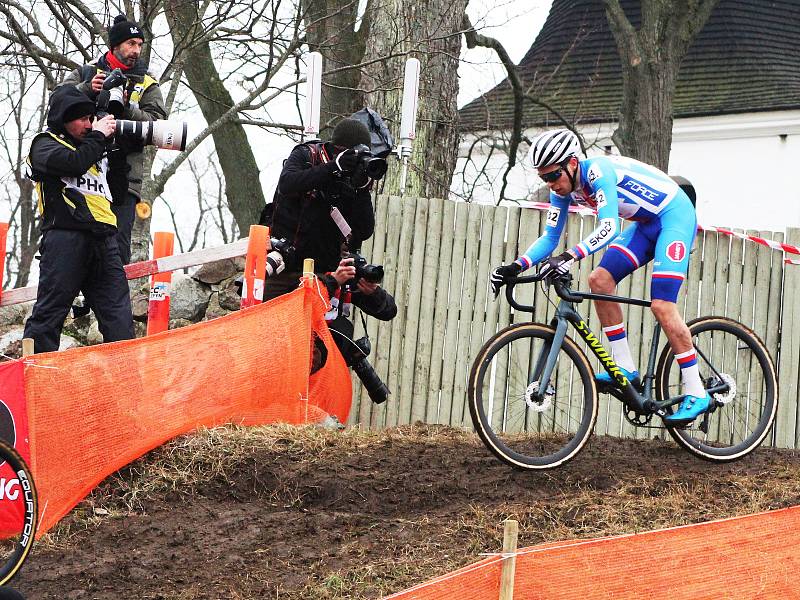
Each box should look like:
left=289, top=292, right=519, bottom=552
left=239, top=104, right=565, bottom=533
left=331, top=118, right=371, bottom=149
left=108, top=14, right=145, bottom=48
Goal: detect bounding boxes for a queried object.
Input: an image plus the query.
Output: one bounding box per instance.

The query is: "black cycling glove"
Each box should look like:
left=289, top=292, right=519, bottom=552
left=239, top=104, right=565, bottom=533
left=489, top=262, right=523, bottom=298
left=537, top=251, right=575, bottom=280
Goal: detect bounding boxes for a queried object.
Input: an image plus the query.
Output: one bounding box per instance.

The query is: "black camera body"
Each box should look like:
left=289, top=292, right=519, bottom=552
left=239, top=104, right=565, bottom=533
left=344, top=251, right=384, bottom=290
left=351, top=143, right=388, bottom=181
left=340, top=335, right=390, bottom=404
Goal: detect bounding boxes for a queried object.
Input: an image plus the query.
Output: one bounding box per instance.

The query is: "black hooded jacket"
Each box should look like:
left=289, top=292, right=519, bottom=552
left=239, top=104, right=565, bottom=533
left=27, top=86, right=116, bottom=236
left=267, top=142, right=375, bottom=273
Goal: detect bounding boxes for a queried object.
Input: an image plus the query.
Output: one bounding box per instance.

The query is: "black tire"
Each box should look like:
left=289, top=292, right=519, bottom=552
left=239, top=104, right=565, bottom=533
left=0, top=439, right=37, bottom=586
left=468, top=323, right=598, bottom=469
left=655, top=316, right=777, bottom=462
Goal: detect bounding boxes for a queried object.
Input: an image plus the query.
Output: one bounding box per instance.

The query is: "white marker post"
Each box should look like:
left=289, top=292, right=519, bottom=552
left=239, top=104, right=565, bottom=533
left=304, top=52, right=322, bottom=141
left=398, top=57, right=421, bottom=196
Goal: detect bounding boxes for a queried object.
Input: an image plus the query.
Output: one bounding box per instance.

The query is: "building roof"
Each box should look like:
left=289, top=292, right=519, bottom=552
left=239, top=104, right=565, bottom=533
left=459, top=0, right=800, bottom=133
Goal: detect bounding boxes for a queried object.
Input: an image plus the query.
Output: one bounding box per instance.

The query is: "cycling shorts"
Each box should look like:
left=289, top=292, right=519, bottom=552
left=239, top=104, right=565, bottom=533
left=597, top=192, right=697, bottom=303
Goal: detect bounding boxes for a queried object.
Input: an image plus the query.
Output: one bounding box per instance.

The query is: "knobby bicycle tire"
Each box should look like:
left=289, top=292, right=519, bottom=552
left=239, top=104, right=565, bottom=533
left=468, top=322, right=598, bottom=470
left=655, top=316, right=777, bottom=462
left=0, top=438, right=37, bottom=586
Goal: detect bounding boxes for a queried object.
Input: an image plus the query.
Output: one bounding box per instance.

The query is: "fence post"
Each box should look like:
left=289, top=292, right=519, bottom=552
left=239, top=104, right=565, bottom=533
left=779, top=228, right=800, bottom=448
left=499, top=519, right=518, bottom=600
left=146, top=232, right=175, bottom=335
left=240, top=225, right=269, bottom=309
left=22, top=338, right=33, bottom=357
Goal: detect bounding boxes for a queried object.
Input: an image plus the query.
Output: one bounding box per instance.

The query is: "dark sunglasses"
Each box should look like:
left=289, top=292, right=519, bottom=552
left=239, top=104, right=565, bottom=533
left=539, top=168, right=563, bottom=183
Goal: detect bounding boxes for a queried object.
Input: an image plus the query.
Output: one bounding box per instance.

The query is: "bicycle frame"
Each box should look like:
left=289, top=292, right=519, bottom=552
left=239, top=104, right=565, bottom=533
left=507, top=275, right=689, bottom=416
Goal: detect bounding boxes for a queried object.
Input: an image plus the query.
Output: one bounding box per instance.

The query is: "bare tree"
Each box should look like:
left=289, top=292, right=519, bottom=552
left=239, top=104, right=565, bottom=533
left=603, top=0, right=720, bottom=169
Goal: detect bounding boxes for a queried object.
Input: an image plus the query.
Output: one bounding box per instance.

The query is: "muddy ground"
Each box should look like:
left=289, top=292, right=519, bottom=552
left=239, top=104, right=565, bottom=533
left=11, top=424, right=800, bottom=599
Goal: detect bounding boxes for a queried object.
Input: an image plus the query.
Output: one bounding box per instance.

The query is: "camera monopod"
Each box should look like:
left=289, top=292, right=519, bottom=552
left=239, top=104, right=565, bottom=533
left=398, top=57, right=421, bottom=196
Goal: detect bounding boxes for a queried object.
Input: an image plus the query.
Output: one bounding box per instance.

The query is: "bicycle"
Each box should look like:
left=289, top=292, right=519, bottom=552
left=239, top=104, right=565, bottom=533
left=468, top=271, right=778, bottom=470
left=0, top=438, right=37, bottom=586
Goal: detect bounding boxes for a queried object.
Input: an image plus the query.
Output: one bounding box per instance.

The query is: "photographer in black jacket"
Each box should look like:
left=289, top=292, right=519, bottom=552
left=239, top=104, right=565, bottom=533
left=23, top=86, right=135, bottom=353
left=263, top=118, right=376, bottom=301
left=321, top=254, right=397, bottom=404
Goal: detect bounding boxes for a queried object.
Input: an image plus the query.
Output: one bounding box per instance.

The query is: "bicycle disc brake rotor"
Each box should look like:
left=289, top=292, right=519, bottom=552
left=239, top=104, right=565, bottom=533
left=711, top=373, right=737, bottom=405
left=525, top=381, right=554, bottom=412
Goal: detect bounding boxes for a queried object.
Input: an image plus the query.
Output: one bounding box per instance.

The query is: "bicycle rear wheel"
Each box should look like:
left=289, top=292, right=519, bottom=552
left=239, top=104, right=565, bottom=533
left=468, top=323, right=598, bottom=469
left=655, top=316, right=777, bottom=461
left=0, top=439, right=37, bottom=585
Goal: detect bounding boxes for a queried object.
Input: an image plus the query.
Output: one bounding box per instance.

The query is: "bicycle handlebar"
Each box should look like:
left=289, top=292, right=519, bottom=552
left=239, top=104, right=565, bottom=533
left=504, top=271, right=651, bottom=313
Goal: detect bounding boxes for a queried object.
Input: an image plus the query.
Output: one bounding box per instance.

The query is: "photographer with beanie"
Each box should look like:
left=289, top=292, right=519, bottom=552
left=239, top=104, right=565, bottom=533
left=58, top=14, right=166, bottom=265
left=23, top=86, right=135, bottom=353
left=262, top=118, right=377, bottom=301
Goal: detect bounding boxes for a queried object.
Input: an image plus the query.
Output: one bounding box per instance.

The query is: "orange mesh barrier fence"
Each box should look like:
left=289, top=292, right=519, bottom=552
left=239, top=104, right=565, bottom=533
left=386, top=506, right=800, bottom=599
left=19, top=281, right=351, bottom=536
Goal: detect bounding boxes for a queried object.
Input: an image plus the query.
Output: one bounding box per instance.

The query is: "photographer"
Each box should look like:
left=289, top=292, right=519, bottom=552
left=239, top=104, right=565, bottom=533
left=322, top=254, right=397, bottom=404
left=59, top=14, right=167, bottom=265
left=23, top=86, right=135, bottom=353
left=262, top=118, right=379, bottom=301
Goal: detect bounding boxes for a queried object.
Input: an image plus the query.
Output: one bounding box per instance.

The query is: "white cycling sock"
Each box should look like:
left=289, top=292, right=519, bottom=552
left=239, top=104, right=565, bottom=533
left=675, top=348, right=706, bottom=397
left=602, top=323, right=637, bottom=373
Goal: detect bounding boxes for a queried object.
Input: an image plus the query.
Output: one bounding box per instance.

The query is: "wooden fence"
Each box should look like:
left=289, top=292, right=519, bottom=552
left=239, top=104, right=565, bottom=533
left=348, top=195, right=800, bottom=448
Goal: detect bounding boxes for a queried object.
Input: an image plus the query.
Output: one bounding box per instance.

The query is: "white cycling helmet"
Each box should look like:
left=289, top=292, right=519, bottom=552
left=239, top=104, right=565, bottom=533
left=528, top=129, right=581, bottom=168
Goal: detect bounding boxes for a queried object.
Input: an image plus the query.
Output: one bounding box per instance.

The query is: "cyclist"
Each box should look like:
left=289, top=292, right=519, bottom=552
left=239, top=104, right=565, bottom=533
left=490, top=129, right=708, bottom=426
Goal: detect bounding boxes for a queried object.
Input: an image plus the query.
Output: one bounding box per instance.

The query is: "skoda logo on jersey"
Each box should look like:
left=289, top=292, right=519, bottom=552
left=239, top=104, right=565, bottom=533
left=587, top=164, right=602, bottom=184
left=620, top=175, right=667, bottom=205
left=667, top=241, right=687, bottom=262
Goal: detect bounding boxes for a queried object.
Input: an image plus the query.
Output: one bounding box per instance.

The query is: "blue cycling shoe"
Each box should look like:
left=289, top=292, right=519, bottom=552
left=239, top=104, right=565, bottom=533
left=595, top=366, right=640, bottom=390
left=664, top=392, right=712, bottom=426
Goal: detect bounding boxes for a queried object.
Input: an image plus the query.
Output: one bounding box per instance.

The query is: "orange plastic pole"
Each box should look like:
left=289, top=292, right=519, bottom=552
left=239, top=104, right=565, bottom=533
left=0, top=222, right=8, bottom=302
left=146, top=231, right=175, bottom=335
left=241, top=225, right=269, bottom=309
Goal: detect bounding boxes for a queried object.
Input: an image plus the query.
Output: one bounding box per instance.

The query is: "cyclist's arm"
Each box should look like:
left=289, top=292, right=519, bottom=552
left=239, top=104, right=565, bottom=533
left=515, top=193, right=570, bottom=271
left=570, top=167, right=620, bottom=259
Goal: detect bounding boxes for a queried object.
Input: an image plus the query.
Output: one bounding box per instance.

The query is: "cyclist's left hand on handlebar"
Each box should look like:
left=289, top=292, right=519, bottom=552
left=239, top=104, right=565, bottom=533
left=538, top=251, right=576, bottom=280
left=490, top=262, right=523, bottom=298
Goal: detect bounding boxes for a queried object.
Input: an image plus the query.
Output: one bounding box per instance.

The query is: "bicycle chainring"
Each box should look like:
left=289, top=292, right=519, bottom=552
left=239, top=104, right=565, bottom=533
left=624, top=408, right=653, bottom=427
left=525, top=381, right=554, bottom=412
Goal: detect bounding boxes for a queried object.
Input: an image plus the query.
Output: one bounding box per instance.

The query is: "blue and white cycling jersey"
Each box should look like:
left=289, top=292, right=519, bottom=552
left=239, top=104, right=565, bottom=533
left=516, top=155, right=685, bottom=267
left=514, top=155, right=697, bottom=303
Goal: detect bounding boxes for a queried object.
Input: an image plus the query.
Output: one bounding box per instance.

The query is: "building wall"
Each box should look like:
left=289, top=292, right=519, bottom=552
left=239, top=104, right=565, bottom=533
left=454, top=109, right=800, bottom=231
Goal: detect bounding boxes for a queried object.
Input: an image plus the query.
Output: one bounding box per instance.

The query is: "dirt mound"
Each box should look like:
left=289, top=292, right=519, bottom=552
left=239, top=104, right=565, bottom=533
left=13, top=424, right=800, bottom=599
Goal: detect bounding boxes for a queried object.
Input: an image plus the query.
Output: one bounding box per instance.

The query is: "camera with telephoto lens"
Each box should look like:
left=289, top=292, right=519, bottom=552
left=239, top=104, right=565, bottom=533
left=351, top=144, right=388, bottom=181
left=343, top=335, right=390, bottom=404
left=233, top=237, right=296, bottom=296
left=343, top=251, right=384, bottom=290
left=95, top=68, right=188, bottom=151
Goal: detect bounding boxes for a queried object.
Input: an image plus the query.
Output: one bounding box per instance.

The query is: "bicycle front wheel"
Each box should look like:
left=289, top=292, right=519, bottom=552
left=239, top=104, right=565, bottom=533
left=468, top=323, right=598, bottom=470
left=655, top=316, right=778, bottom=461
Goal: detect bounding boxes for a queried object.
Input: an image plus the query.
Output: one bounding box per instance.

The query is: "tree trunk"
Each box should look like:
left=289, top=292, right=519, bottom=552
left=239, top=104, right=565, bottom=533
left=301, top=0, right=368, bottom=134
left=12, top=175, right=37, bottom=288
left=359, top=0, right=467, bottom=199
left=604, top=0, right=720, bottom=170
left=164, top=0, right=266, bottom=236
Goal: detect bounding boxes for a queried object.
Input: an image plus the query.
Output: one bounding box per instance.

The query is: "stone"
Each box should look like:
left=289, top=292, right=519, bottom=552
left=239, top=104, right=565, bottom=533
left=218, top=277, right=243, bottom=312
left=0, top=303, right=32, bottom=327
left=169, top=274, right=211, bottom=321
left=193, top=258, right=240, bottom=284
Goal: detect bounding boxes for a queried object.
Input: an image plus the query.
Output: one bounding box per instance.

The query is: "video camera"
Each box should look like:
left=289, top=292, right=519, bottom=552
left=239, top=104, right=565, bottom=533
left=343, top=251, right=384, bottom=290
left=95, top=68, right=188, bottom=151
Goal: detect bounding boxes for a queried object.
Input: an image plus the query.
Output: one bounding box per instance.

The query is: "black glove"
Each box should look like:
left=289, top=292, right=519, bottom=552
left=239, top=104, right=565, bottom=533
left=537, top=251, right=575, bottom=280
left=334, top=148, right=360, bottom=174
left=489, top=262, right=523, bottom=298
